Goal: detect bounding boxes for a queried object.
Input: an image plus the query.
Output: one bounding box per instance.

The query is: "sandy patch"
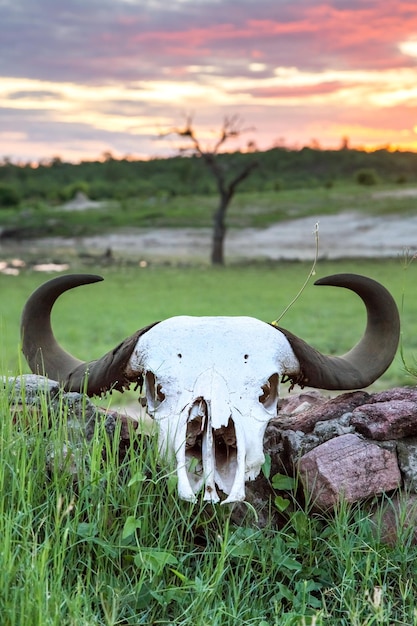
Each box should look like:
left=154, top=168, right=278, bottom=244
left=372, top=187, right=417, bottom=199
left=6, top=210, right=414, bottom=263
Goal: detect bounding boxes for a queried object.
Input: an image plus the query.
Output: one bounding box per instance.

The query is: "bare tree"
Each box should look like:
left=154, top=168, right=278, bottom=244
left=162, top=115, right=258, bottom=265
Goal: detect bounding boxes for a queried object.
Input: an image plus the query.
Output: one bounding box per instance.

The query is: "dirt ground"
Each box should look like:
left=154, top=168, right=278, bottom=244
left=5, top=209, right=416, bottom=263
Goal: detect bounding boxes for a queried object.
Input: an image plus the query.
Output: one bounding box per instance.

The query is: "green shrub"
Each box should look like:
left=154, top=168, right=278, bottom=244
left=0, top=183, right=20, bottom=207
left=60, top=180, right=90, bottom=201
left=355, top=168, right=379, bottom=186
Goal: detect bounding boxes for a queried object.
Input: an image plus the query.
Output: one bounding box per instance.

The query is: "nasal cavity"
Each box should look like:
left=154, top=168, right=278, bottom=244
left=145, top=371, right=165, bottom=409
left=259, top=373, right=279, bottom=410
left=214, top=417, right=237, bottom=458
left=186, top=409, right=238, bottom=492
left=186, top=398, right=207, bottom=453
left=213, top=417, right=238, bottom=494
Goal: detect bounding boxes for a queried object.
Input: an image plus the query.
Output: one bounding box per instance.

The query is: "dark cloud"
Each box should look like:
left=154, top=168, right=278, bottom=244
left=2, top=0, right=417, bottom=84
left=0, top=105, right=160, bottom=160
left=8, top=90, right=63, bottom=100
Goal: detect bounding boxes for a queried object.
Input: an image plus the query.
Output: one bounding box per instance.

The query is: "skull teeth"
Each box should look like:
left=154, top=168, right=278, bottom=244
left=185, top=411, right=241, bottom=502
left=202, top=421, right=219, bottom=503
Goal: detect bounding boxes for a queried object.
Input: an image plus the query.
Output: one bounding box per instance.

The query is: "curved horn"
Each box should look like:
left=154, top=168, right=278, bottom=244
left=277, top=273, right=400, bottom=390
left=21, top=274, right=158, bottom=395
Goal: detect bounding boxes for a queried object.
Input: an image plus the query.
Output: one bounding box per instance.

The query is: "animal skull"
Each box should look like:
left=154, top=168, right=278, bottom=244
left=128, top=316, right=298, bottom=503
left=20, top=273, right=400, bottom=503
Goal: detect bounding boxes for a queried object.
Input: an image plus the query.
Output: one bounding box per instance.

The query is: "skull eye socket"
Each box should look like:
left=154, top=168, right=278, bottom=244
left=259, top=373, right=279, bottom=409
left=145, top=371, right=165, bottom=410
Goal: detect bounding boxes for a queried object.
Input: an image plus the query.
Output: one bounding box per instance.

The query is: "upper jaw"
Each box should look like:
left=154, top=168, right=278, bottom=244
left=164, top=401, right=267, bottom=504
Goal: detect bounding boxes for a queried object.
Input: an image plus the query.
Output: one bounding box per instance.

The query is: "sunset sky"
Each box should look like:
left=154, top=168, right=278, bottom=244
left=2, top=0, right=417, bottom=163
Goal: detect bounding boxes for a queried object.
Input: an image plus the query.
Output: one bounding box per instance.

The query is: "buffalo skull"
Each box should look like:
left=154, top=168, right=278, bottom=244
left=20, top=273, right=400, bottom=503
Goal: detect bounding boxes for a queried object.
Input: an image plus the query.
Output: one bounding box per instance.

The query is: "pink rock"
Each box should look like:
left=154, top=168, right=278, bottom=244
left=278, top=390, right=326, bottom=416
left=371, top=387, right=417, bottom=404
left=299, top=433, right=401, bottom=510
left=279, top=390, right=371, bottom=433
left=351, top=400, right=417, bottom=440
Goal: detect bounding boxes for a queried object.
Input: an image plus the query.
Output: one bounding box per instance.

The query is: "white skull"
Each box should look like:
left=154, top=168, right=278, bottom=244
left=129, top=316, right=299, bottom=504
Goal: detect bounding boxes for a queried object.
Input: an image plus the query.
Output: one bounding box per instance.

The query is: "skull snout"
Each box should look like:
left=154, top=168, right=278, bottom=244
left=146, top=362, right=273, bottom=504
left=185, top=395, right=243, bottom=504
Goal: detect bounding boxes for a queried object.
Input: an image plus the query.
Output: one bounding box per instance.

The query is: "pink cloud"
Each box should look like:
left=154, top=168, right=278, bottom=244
left=295, top=2, right=417, bottom=69
left=247, top=81, right=346, bottom=99
left=95, top=1, right=417, bottom=79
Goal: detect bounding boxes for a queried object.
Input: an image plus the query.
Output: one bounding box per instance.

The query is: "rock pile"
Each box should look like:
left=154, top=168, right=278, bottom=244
left=275, top=387, right=417, bottom=509
left=4, top=374, right=142, bottom=468
left=239, top=386, right=417, bottom=542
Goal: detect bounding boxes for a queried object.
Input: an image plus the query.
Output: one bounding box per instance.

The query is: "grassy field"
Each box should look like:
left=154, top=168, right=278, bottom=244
left=1, top=249, right=417, bottom=623
left=1, top=257, right=416, bottom=388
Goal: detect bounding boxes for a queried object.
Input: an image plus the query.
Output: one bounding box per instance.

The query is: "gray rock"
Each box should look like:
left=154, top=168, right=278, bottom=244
left=3, top=374, right=60, bottom=403
left=281, top=429, right=320, bottom=461
left=312, top=416, right=354, bottom=440
left=397, top=437, right=417, bottom=492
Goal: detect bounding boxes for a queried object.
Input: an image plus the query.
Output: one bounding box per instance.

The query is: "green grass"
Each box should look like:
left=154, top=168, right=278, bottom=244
left=1, top=258, right=416, bottom=390
left=1, top=379, right=417, bottom=625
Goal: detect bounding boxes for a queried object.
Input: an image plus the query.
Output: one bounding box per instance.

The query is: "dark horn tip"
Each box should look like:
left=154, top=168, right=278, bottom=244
left=314, top=273, right=370, bottom=287
left=279, top=272, right=400, bottom=391
left=20, top=273, right=106, bottom=385
left=60, top=273, right=104, bottom=285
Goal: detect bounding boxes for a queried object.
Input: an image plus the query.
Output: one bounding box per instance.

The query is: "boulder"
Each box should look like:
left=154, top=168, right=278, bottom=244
left=351, top=400, right=417, bottom=440
left=298, top=433, right=401, bottom=510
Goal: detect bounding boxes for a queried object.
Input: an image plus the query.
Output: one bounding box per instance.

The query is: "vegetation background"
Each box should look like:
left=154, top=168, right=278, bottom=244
left=2, top=146, right=417, bottom=208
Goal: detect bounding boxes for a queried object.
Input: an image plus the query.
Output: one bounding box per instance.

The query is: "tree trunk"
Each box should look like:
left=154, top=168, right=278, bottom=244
left=211, top=196, right=229, bottom=265
left=162, top=118, right=258, bottom=265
